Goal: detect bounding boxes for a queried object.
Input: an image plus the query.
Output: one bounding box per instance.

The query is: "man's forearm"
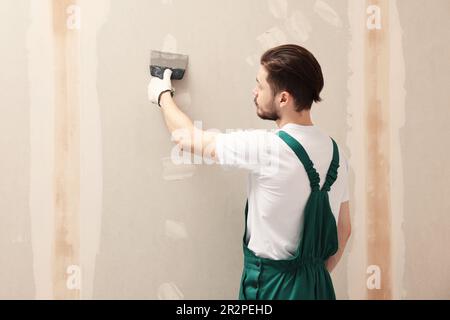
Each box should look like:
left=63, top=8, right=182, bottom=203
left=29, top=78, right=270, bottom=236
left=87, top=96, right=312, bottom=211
left=158, top=91, right=217, bottom=158
left=150, top=70, right=216, bottom=159
left=326, top=232, right=350, bottom=273
left=159, top=91, right=194, bottom=134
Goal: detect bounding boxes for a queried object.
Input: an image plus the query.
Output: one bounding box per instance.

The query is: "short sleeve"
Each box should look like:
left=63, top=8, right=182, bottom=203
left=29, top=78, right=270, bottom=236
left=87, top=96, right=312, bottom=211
left=215, top=129, right=280, bottom=173
left=341, top=155, right=350, bottom=202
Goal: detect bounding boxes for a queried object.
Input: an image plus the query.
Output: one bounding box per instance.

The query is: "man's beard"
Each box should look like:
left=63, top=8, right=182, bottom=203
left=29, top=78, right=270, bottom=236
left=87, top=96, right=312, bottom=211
left=255, top=97, right=279, bottom=121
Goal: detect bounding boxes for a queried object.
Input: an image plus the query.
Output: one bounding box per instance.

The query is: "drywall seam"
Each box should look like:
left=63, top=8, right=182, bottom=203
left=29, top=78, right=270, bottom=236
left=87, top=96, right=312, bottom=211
left=364, top=0, right=392, bottom=299
left=78, top=0, right=110, bottom=300
left=52, top=0, right=81, bottom=300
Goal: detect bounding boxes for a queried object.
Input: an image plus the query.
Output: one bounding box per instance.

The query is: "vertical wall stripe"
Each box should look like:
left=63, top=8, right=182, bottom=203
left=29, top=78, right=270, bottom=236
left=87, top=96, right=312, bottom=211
left=347, top=0, right=405, bottom=299
left=347, top=0, right=369, bottom=299
left=79, top=0, right=110, bottom=299
left=364, top=0, right=392, bottom=299
left=388, top=0, right=406, bottom=300
left=52, top=0, right=81, bottom=300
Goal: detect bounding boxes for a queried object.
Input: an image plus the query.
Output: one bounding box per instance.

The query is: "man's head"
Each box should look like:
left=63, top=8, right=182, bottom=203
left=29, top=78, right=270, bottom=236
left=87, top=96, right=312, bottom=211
left=253, top=44, right=324, bottom=121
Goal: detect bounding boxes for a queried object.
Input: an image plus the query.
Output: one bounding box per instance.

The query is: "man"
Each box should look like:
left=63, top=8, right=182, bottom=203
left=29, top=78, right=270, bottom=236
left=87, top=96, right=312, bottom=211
left=148, top=44, right=351, bottom=300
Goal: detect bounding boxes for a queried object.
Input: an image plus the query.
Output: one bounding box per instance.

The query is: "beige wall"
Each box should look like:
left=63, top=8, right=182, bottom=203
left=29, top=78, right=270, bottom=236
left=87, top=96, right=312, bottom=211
left=0, top=0, right=448, bottom=299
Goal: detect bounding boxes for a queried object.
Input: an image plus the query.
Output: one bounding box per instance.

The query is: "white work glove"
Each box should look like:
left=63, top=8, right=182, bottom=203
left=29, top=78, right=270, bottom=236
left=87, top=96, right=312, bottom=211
left=148, top=68, right=175, bottom=107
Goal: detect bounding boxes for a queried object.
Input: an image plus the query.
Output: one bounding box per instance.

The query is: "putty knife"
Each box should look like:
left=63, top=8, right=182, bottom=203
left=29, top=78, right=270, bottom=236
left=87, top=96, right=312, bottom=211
left=150, top=50, right=189, bottom=80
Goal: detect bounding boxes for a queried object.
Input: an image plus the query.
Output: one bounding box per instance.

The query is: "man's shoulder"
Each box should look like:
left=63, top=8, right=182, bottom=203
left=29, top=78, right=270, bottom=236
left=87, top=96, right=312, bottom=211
left=217, top=128, right=282, bottom=142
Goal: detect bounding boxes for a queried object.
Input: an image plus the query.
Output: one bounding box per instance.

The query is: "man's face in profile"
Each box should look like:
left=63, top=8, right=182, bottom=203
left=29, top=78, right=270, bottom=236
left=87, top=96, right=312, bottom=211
left=253, top=66, right=279, bottom=121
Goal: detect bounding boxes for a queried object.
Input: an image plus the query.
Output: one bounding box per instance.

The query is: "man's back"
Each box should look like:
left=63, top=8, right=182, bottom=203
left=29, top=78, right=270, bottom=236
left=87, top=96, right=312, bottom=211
left=216, top=123, right=350, bottom=260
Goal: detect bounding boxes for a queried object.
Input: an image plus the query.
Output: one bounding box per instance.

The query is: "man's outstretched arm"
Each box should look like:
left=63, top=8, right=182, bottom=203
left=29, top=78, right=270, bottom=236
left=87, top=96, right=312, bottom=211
left=148, top=69, right=218, bottom=160
left=160, top=92, right=218, bottom=160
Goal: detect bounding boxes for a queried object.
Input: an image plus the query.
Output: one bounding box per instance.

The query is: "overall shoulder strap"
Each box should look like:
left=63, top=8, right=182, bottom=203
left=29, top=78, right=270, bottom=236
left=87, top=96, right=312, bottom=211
left=277, top=131, right=320, bottom=191
left=321, top=138, right=340, bottom=192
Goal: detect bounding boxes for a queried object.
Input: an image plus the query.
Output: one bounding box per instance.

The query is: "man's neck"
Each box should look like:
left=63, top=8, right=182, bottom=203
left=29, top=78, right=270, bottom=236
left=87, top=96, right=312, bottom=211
left=276, top=117, right=314, bottom=128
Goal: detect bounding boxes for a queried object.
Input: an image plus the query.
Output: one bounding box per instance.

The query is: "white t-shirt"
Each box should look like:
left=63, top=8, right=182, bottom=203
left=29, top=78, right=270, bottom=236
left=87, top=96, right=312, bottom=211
left=215, top=123, right=350, bottom=260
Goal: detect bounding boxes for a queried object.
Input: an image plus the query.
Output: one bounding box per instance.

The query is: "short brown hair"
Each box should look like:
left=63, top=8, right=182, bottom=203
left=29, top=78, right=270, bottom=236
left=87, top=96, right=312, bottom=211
left=261, top=44, right=324, bottom=112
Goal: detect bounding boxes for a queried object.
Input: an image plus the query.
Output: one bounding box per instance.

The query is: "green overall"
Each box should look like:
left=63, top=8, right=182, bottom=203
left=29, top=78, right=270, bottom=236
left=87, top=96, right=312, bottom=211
left=238, top=130, right=340, bottom=300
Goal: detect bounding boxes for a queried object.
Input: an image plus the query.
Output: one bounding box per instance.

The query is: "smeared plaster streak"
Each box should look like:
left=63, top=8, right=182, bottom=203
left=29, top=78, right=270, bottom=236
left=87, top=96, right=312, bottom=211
left=78, top=0, right=110, bottom=300
left=314, top=0, right=343, bottom=28
left=256, top=27, right=287, bottom=50
left=162, top=34, right=178, bottom=53
left=388, top=0, right=406, bottom=300
left=157, top=282, right=184, bottom=300
left=267, top=0, right=288, bottom=19
left=245, top=55, right=257, bottom=67
left=346, top=0, right=369, bottom=300
left=162, top=157, right=196, bottom=181
left=27, top=0, right=55, bottom=300
left=284, top=11, right=312, bottom=43
left=165, top=220, right=189, bottom=240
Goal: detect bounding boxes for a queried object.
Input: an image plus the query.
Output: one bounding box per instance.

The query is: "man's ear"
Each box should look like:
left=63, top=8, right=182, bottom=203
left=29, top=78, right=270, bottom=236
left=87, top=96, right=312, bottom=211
left=279, top=91, right=289, bottom=106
